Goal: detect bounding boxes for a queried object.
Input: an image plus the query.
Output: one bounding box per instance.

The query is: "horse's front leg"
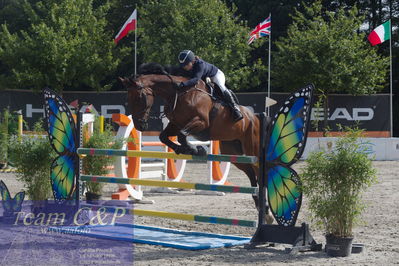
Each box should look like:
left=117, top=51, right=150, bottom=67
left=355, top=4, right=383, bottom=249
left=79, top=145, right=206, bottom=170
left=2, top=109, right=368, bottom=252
left=159, top=123, right=181, bottom=152
left=159, top=123, right=201, bottom=155
left=177, top=133, right=207, bottom=156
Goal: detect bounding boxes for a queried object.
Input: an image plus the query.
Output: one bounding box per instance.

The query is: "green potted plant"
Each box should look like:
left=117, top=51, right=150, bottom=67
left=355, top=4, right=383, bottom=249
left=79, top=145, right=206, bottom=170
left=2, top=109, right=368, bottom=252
left=82, top=121, right=122, bottom=203
left=301, top=128, right=377, bottom=257
left=0, top=109, right=10, bottom=169
left=8, top=120, right=54, bottom=211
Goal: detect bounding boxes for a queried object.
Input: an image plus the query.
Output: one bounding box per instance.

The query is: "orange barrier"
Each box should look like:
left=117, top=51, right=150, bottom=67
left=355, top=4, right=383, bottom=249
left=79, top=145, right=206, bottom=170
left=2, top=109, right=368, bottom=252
left=111, top=114, right=140, bottom=200
left=109, top=114, right=231, bottom=201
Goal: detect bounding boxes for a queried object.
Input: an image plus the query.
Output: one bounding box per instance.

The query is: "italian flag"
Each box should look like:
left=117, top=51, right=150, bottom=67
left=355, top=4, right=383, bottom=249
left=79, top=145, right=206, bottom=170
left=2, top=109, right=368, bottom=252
left=368, top=20, right=390, bottom=46
left=114, top=9, right=137, bottom=44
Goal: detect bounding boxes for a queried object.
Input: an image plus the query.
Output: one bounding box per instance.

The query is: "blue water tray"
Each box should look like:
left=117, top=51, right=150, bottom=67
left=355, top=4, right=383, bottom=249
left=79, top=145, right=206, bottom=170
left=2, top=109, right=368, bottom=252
left=49, top=223, right=251, bottom=250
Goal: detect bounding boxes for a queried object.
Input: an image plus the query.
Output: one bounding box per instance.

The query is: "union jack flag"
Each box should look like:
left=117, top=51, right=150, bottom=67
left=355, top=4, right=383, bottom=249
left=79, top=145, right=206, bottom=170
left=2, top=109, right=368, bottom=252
left=247, top=16, right=271, bottom=45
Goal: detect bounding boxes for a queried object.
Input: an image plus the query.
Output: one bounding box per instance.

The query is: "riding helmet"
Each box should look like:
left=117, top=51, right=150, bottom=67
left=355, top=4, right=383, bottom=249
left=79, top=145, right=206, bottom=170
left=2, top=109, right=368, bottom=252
left=178, top=50, right=195, bottom=67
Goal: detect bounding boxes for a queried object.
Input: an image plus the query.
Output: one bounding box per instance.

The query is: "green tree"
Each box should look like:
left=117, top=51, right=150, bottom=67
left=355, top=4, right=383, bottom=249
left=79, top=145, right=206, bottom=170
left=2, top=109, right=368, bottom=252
left=0, top=0, right=40, bottom=33
left=131, top=0, right=265, bottom=91
left=273, top=1, right=389, bottom=129
left=0, top=0, right=130, bottom=92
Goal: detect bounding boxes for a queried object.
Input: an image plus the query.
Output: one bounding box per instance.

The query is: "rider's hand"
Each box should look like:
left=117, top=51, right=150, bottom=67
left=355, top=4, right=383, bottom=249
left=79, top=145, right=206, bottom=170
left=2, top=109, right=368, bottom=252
left=176, top=82, right=185, bottom=90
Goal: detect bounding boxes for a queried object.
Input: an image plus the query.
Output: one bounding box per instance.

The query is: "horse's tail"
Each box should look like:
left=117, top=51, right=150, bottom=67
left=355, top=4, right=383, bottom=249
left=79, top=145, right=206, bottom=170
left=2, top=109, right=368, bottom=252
left=255, top=112, right=272, bottom=134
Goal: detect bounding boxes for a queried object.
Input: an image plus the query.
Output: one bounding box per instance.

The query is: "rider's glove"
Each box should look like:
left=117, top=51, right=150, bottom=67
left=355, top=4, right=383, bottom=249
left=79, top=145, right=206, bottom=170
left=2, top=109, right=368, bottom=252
left=176, top=82, right=185, bottom=90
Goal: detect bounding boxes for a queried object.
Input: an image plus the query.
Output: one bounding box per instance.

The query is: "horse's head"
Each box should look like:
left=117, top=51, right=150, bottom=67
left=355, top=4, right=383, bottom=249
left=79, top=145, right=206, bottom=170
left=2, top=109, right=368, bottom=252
left=119, top=76, right=154, bottom=131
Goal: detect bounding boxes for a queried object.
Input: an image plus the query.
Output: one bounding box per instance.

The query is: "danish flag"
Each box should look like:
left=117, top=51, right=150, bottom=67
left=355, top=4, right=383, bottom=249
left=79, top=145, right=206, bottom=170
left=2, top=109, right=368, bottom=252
left=248, top=16, right=271, bottom=45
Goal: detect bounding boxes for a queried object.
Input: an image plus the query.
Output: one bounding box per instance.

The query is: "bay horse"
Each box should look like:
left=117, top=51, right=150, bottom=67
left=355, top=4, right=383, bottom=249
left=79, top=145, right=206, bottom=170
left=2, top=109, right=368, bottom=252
left=119, top=63, right=273, bottom=223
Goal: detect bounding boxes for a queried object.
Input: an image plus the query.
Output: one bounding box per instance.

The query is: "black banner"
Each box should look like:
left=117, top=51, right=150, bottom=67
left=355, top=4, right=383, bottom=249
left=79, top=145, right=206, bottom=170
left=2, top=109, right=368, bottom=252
left=269, top=93, right=390, bottom=132
left=0, top=90, right=389, bottom=132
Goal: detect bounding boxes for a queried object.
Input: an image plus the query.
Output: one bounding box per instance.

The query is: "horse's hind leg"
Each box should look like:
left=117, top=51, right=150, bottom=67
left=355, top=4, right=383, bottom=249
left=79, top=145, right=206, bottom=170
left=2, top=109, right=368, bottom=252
left=220, top=140, right=274, bottom=224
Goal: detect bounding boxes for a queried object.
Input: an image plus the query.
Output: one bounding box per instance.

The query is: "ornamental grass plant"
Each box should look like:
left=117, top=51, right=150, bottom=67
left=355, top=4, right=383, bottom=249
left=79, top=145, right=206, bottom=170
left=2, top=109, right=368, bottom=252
left=82, top=120, right=123, bottom=196
left=301, top=128, right=377, bottom=237
left=8, top=120, right=54, bottom=201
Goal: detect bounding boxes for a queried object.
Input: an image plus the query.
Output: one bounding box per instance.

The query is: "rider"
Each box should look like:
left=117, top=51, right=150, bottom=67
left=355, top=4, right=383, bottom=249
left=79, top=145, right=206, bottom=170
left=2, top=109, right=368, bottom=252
left=177, top=50, right=243, bottom=122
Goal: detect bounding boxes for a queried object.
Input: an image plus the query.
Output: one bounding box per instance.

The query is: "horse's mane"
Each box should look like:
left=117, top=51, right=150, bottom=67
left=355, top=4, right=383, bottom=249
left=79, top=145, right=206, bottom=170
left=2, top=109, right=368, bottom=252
left=137, top=62, right=190, bottom=77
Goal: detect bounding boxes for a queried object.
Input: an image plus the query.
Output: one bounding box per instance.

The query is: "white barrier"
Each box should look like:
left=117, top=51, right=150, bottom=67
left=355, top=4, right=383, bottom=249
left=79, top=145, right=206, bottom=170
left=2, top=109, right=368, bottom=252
left=302, top=137, right=399, bottom=161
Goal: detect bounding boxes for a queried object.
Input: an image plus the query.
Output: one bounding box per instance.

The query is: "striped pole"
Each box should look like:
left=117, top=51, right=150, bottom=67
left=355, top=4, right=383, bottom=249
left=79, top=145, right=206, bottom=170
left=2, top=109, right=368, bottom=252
left=77, top=148, right=258, bottom=164
left=82, top=205, right=256, bottom=228
left=80, top=175, right=258, bottom=194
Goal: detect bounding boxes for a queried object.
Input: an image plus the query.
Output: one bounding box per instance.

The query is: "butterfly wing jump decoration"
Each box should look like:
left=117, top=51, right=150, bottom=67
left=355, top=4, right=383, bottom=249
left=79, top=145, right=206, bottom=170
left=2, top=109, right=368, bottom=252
left=265, top=84, right=314, bottom=226
left=43, top=88, right=78, bottom=203
left=0, top=180, right=25, bottom=213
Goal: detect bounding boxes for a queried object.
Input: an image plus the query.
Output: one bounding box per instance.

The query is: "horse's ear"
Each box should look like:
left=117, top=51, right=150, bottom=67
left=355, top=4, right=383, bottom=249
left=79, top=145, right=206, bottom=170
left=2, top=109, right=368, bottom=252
left=118, top=77, right=126, bottom=84
left=118, top=77, right=131, bottom=88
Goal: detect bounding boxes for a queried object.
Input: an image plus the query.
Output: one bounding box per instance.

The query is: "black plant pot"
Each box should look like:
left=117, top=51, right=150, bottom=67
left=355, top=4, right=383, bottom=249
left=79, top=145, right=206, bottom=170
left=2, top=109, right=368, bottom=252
left=325, top=234, right=353, bottom=257
left=85, top=192, right=101, bottom=204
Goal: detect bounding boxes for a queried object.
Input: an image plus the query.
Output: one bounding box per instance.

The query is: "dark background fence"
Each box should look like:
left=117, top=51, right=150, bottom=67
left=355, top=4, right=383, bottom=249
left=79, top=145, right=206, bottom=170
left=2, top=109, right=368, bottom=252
left=0, top=90, right=389, bottom=135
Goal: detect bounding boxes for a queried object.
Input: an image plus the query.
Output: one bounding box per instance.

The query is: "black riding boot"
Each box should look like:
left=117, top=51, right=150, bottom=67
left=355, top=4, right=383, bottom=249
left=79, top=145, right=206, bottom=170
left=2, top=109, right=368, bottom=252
left=223, top=90, right=243, bottom=122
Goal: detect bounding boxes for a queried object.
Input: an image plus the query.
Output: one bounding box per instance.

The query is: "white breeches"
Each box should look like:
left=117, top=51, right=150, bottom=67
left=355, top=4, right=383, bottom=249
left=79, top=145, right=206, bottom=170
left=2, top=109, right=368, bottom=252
left=211, top=70, right=228, bottom=93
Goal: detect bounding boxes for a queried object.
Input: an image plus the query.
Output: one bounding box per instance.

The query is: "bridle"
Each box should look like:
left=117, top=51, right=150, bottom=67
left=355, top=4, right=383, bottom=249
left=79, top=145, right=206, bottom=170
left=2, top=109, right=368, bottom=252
left=128, top=77, right=155, bottom=121
left=133, top=74, right=179, bottom=119
left=127, top=74, right=210, bottom=120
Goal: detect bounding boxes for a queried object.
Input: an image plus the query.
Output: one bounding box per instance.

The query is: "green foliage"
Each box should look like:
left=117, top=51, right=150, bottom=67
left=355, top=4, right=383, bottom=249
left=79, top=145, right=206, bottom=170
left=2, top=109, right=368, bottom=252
left=8, top=132, right=54, bottom=201
left=134, top=0, right=264, bottom=91
left=0, top=0, right=130, bottom=92
left=310, top=95, right=323, bottom=132
left=0, top=0, right=38, bottom=34
left=0, top=109, right=9, bottom=164
left=273, top=1, right=389, bottom=94
left=0, top=109, right=22, bottom=165
left=82, top=122, right=122, bottom=195
left=301, top=128, right=377, bottom=237
left=7, top=112, right=20, bottom=136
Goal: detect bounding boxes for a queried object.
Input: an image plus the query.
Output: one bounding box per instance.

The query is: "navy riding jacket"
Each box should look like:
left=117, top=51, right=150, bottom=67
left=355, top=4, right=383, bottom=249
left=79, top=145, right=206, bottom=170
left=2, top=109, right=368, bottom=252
left=181, top=59, right=218, bottom=87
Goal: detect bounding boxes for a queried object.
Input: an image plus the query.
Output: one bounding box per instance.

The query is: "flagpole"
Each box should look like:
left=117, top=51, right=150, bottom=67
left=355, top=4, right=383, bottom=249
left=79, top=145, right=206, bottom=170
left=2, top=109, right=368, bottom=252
left=389, top=19, right=393, bottom=137
left=267, top=14, right=271, bottom=117
left=134, top=8, right=137, bottom=77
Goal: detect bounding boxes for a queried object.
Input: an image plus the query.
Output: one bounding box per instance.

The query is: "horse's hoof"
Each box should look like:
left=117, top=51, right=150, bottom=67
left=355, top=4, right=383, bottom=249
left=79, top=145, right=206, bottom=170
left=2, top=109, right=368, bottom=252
left=175, top=146, right=195, bottom=155
left=174, top=146, right=183, bottom=155
left=195, top=146, right=207, bottom=156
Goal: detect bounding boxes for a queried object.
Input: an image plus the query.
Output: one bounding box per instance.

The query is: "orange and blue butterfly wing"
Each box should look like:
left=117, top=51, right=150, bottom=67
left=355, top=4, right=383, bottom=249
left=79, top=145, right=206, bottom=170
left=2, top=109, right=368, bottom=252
left=267, top=166, right=302, bottom=226
left=44, top=88, right=77, bottom=155
left=265, top=84, right=313, bottom=226
left=0, top=180, right=13, bottom=213
left=50, top=155, right=77, bottom=202
left=0, top=181, right=25, bottom=213
left=44, top=88, right=78, bottom=203
left=10, top=191, right=25, bottom=212
left=266, top=84, right=313, bottom=165
left=0, top=180, right=12, bottom=212
left=12, top=191, right=25, bottom=212
left=0, top=180, right=11, bottom=202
